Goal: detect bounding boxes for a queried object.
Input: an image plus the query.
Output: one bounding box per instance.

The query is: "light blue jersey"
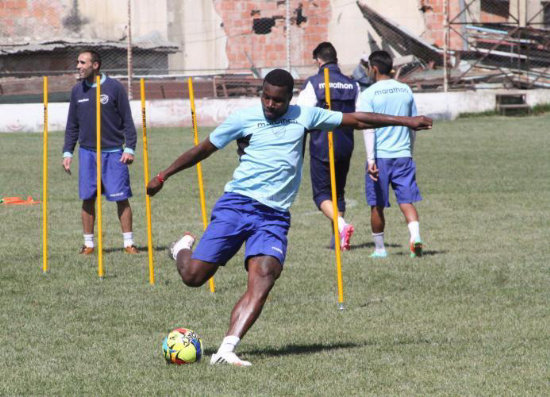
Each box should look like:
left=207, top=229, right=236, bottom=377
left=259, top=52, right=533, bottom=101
left=209, top=105, right=343, bottom=211
left=358, top=79, right=417, bottom=158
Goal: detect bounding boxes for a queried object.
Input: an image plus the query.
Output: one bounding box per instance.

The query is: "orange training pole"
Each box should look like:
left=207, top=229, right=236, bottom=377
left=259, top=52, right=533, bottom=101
left=96, top=75, right=104, bottom=279
left=140, top=79, right=156, bottom=285
left=324, top=68, right=345, bottom=310
left=188, top=77, right=215, bottom=293
left=42, top=76, right=48, bottom=273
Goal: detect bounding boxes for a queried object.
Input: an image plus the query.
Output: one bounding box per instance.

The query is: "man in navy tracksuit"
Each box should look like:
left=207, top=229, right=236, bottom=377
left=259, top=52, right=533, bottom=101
left=62, top=50, right=139, bottom=255
left=297, top=42, right=359, bottom=250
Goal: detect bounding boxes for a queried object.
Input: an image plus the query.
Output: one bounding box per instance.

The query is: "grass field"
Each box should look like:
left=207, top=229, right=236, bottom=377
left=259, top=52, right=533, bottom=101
left=1, top=114, right=550, bottom=396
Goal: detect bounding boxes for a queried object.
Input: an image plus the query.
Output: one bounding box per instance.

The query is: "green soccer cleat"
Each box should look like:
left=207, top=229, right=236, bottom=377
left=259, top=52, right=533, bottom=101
left=410, top=239, right=423, bottom=258
left=369, top=251, right=388, bottom=258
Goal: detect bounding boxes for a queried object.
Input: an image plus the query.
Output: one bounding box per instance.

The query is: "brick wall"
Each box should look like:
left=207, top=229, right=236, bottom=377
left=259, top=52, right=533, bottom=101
left=213, top=0, right=331, bottom=70
left=420, top=0, right=469, bottom=49
left=0, top=0, right=66, bottom=41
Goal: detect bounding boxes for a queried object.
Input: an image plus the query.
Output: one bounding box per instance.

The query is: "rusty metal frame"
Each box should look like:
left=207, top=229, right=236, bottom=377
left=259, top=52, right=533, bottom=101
left=446, top=0, right=550, bottom=88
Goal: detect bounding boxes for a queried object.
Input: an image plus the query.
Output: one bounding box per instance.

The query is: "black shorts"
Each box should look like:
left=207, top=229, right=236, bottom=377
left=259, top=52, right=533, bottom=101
left=310, top=156, right=350, bottom=212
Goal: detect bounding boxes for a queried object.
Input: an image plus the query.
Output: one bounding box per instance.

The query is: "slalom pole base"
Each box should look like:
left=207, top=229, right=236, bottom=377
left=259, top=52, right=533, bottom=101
left=338, top=303, right=345, bottom=311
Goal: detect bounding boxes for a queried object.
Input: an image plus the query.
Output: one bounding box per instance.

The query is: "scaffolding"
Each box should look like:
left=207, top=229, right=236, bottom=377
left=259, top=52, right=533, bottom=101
left=445, top=0, right=550, bottom=89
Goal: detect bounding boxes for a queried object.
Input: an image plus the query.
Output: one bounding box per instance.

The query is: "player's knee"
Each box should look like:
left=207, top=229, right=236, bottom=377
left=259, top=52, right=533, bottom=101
left=248, top=257, right=282, bottom=288
left=178, top=259, right=213, bottom=287
left=180, top=271, right=206, bottom=288
left=116, top=199, right=131, bottom=209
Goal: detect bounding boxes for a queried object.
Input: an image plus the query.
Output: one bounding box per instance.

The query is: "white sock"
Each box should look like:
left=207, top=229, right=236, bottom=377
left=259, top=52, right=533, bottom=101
left=84, top=234, right=94, bottom=248
left=372, top=232, right=385, bottom=253
left=217, top=335, right=240, bottom=354
left=337, top=216, right=347, bottom=233
left=171, top=234, right=195, bottom=260
left=407, top=221, right=421, bottom=243
left=123, top=232, right=134, bottom=248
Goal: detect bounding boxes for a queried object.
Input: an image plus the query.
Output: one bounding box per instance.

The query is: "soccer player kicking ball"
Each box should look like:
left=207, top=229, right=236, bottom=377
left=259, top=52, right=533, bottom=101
left=147, top=69, right=432, bottom=366
left=359, top=51, right=426, bottom=258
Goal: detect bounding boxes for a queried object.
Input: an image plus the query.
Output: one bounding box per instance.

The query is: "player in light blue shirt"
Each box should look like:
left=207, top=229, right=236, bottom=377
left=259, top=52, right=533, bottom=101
left=358, top=51, right=424, bottom=259
left=208, top=103, right=342, bottom=211
left=147, top=69, right=432, bottom=366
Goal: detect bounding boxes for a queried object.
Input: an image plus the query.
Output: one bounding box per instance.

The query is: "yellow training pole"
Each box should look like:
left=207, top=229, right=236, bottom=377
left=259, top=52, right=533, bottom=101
left=42, top=76, right=48, bottom=274
left=140, top=79, right=155, bottom=285
left=96, top=75, right=104, bottom=279
left=324, top=68, right=345, bottom=310
left=188, top=77, right=215, bottom=293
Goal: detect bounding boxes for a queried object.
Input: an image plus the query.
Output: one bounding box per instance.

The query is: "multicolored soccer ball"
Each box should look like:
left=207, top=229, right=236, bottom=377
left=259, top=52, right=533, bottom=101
left=162, top=327, right=203, bottom=365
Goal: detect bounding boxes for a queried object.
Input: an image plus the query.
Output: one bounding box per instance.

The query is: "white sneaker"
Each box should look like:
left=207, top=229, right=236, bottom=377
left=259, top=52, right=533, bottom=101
left=210, top=352, right=252, bottom=367
left=169, top=232, right=195, bottom=260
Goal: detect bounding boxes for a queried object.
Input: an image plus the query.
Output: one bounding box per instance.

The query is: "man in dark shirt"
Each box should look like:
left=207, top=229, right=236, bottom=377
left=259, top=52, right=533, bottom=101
left=62, top=50, right=139, bottom=255
left=297, top=42, right=359, bottom=250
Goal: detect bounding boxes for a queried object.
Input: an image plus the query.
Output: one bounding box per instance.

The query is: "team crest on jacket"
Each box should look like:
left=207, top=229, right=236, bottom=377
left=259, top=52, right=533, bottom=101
left=100, top=94, right=109, bottom=105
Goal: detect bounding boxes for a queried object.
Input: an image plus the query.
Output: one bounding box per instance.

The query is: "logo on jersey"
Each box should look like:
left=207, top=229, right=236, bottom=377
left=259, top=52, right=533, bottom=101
left=100, top=94, right=109, bottom=105
left=258, top=118, right=298, bottom=137
left=318, top=82, right=354, bottom=90
left=374, top=87, right=409, bottom=95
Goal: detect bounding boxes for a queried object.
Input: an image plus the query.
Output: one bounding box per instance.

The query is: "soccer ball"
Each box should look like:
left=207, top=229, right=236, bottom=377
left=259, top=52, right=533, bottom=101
left=162, top=327, right=203, bottom=365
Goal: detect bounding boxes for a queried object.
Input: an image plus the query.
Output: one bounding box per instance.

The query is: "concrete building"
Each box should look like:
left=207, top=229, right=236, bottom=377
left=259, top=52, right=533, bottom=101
left=2, top=0, right=548, bottom=77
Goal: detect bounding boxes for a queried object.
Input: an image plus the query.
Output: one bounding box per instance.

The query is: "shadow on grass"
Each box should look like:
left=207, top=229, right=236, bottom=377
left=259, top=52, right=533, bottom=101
left=242, top=341, right=365, bottom=357
left=348, top=241, right=402, bottom=251
left=102, top=245, right=170, bottom=254
left=204, top=338, right=438, bottom=357
left=392, top=249, right=448, bottom=257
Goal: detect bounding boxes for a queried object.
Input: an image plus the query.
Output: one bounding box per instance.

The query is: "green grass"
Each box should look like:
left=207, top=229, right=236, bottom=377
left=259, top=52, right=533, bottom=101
left=1, top=114, right=550, bottom=396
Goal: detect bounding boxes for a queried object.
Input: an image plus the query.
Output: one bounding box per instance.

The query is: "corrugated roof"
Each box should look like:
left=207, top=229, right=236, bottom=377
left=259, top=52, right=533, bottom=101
left=0, top=38, right=179, bottom=55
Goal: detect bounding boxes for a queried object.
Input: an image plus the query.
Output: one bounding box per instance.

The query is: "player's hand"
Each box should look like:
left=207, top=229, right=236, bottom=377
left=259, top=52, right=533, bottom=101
left=147, top=175, right=164, bottom=196
left=62, top=157, right=72, bottom=175
left=367, top=161, right=378, bottom=181
left=120, top=152, right=135, bottom=164
left=409, top=116, right=433, bottom=131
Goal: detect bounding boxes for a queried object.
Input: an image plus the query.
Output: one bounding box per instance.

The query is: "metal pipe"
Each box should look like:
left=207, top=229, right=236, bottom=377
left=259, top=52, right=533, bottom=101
left=286, top=0, right=291, bottom=71
left=127, top=0, right=133, bottom=100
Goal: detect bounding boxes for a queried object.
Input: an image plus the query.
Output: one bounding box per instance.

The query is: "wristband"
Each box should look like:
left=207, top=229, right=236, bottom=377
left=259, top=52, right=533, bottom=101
left=156, top=173, right=165, bottom=184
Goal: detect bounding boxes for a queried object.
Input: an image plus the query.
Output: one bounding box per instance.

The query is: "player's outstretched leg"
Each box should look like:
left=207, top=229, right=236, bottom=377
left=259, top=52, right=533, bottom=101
left=210, top=255, right=282, bottom=367
left=170, top=233, right=219, bottom=287
left=169, top=232, right=195, bottom=260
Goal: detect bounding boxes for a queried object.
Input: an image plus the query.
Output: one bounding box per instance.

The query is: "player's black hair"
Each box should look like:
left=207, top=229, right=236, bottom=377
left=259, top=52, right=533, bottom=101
left=80, top=49, right=102, bottom=69
left=264, top=69, right=294, bottom=94
left=312, top=42, right=337, bottom=64
left=368, top=50, right=393, bottom=75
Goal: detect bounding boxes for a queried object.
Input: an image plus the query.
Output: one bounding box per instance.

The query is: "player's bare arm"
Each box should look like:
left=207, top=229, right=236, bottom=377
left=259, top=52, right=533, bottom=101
left=341, top=112, right=432, bottom=131
left=147, top=137, right=218, bottom=196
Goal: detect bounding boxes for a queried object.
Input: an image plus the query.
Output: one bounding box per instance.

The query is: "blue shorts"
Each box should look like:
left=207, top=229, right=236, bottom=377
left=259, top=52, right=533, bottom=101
left=192, top=192, right=291, bottom=267
left=365, top=157, right=422, bottom=207
left=310, top=156, right=350, bottom=212
left=79, top=148, right=132, bottom=201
